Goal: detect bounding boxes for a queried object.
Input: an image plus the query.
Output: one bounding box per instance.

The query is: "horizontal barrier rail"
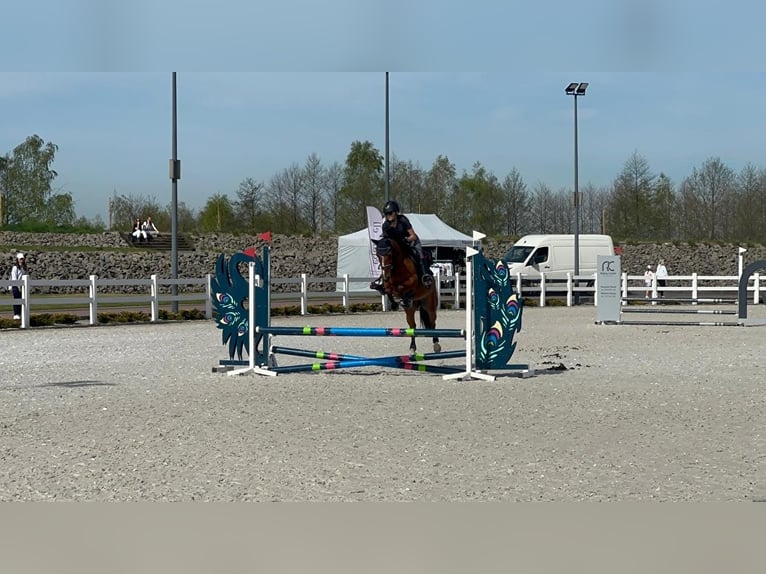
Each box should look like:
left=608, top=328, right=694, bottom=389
left=621, top=308, right=737, bottom=315
left=258, top=326, right=465, bottom=338
left=270, top=345, right=466, bottom=362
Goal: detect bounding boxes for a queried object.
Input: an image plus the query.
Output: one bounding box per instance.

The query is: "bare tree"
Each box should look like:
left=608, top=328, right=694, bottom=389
left=302, top=153, right=326, bottom=235
left=733, top=163, right=765, bottom=242
left=580, top=182, right=611, bottom=235
left=529, top=182, right=555, bottom=233
left=266, top=163, right=306, bottom=234
left=234, top=177, right=265, bottom=233
left=680, top=157, right=735, bottom=240
left=323, top=161, right=344, bottom=233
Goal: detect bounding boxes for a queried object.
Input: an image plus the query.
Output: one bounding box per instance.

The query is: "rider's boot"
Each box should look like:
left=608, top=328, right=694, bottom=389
left=419, top=258, right=433, bottom=288
left=411, top=242, right=434, bottom=288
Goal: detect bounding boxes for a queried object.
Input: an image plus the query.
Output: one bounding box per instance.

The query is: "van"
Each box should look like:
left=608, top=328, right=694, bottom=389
left=501, top=234, right=615, bottom=282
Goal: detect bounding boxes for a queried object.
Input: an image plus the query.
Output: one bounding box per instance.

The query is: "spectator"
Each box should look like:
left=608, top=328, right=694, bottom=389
left=644, top=265, right=654, bottom=299
left=655, top=259, right=668, bottom=298
left=143, top=216, right=159, bottom=240
left=132, top=218, right=147, bottom=242
left=8, top=253, right=28, bottom=320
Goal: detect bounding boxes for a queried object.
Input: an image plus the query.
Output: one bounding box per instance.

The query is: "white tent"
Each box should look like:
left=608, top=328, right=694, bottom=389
left=336, top=214, right=474, bottom=291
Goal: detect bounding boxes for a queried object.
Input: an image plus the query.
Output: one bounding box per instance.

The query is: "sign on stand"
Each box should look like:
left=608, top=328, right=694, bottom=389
left=597, top=255, right=621, bottom=323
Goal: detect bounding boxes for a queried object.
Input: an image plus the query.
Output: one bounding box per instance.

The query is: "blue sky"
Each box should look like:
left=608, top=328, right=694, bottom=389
left=2, top=2, right=765, bottom=221
left=2, top=72, right=765, bottom=221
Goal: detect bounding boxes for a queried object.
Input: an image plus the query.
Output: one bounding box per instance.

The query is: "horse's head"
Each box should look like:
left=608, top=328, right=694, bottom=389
left=373, top=237, right=395, bottom=282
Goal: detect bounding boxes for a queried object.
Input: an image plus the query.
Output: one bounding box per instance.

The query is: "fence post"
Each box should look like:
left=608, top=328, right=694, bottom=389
left=342, top=274, right=349, bottom=311
left=150, top=274, right=159, bottom=321
left=89, top=275, right=98, bottom=325
left=205, top=274, right=213, bottom=319
left=300, top=273, right=308, bottom=316
left=434, top=270, right=441, bottom=309
left=539, top=273, right=546, bottom=307
left=21, top=275, right=30, bottom=329
left=593, top=273, right=598, bottom=307
left=566, top=273, right=573, bottom=307
left=691, top=273, right=698, bottom=304
left=621, top=272, right=628, bottom=305
left=515, top=273, right=522, bottom=299
left=652, top=275, right=658, bottom=304
left=754, top=273, right=760, bottom=305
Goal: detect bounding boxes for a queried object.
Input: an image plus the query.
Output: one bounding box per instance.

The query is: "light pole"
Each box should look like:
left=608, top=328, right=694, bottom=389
left=385, top=72, right=390, bottom=204
left=170, top=72, right=180, bottom=312
left=565, top=81, right=588, bottom=305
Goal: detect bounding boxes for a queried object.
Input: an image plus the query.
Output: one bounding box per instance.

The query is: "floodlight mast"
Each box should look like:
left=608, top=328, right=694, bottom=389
left=564, top=82, right=588, bottom=304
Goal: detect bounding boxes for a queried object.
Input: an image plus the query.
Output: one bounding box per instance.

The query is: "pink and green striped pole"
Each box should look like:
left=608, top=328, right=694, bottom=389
left=257, top=326, right=464, bottom=338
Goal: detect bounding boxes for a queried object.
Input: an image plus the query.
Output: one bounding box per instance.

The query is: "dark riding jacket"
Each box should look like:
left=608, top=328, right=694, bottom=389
left=382, top=214, right=416, bottom=253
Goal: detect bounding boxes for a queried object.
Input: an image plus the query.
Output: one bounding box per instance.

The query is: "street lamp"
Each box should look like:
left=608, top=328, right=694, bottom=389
left=385, top=72, right=390, bottom=203
left=565, top=81, right=588, bottom=305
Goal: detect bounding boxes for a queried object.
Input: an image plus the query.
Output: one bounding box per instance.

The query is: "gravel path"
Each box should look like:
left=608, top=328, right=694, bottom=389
left=1, top=306, right=764, bottom=501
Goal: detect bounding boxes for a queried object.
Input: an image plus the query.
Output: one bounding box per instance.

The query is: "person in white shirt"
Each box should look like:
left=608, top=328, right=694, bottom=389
left=142, top=216, right=159, bottom=240
left=132, top=218, right=147, bottom=242
left=644, top=265, right=654, bottom=299
left=655, top=259, right=668, bottom=298
left=8, top=253, right=28, bottom=320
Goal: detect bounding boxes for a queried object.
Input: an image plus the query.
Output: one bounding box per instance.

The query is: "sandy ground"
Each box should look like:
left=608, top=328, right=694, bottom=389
left=1, top=305, right=764, bottom=501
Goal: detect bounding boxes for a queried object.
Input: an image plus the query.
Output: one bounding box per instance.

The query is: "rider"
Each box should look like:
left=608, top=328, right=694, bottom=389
left=380, top=200, right=434, bottom=289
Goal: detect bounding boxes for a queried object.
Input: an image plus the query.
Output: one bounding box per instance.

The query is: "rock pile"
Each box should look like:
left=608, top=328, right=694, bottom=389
left=2, top=231, right=764, bottom=294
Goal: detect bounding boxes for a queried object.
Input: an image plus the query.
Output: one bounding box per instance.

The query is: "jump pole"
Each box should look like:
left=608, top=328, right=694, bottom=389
left=269, top=345, right=465, bottom=375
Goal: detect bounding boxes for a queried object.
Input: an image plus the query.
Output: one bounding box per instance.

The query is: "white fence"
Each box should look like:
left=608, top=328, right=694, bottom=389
left=2, top=271, right=762, bottom=329
left=2, top=274, right=213, bottom=329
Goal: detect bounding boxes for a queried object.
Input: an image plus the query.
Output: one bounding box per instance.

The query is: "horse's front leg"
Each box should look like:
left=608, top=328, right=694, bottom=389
left=405, top=307, right=417, bottom=355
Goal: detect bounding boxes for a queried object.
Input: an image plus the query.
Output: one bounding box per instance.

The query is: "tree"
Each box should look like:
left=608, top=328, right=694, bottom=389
left=1, top=135, right=59, bottom=226
left=266, top=163, right=306, bottom=234
left=323, top=161, right=344, bottom=233
left=607, top=151, right=656, bottom=239
left=499, top=167, right=530, bottom=237
left=529, top=182, right=555, bottom=233
left=679, top=157, right=735, bottom=240
left=199, top=194, right=235, bottom=232
left=302, top=153, right=326, bottom=235
left=424, top=155, right=457, bottom=220
left=234, top=177, right=265, bottom=233
left=391, top=157, right=425, bottom=213
left=650, top=173, right=678, bottom=241
left=580, top=182, right=611, bottom=235
left=46, top=191, right=76, bottom=226
left=734, top=164, right=766, bottom=242
left=336, top=140, right=383, bottom=233
left=454, top=162, right=503, bottom=236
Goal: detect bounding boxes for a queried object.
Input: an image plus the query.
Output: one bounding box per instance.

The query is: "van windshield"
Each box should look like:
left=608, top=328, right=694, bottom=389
left=502, top=246, right=533, bottom=264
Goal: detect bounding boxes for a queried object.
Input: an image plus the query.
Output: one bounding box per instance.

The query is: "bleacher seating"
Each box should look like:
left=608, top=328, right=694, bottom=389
left=120, top=232, right=195, bottom=251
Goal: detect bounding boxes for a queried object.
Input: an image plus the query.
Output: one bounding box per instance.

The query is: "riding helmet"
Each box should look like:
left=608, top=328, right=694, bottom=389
left=383, top=200, right=400, bottom=214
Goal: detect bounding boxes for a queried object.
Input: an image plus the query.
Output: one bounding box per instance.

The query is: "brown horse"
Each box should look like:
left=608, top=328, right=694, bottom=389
left=373, top=237, right=440, bottom=355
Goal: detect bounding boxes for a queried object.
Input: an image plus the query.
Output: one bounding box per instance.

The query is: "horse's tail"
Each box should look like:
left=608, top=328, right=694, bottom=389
left=418, top=297, right=437, bottom=329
